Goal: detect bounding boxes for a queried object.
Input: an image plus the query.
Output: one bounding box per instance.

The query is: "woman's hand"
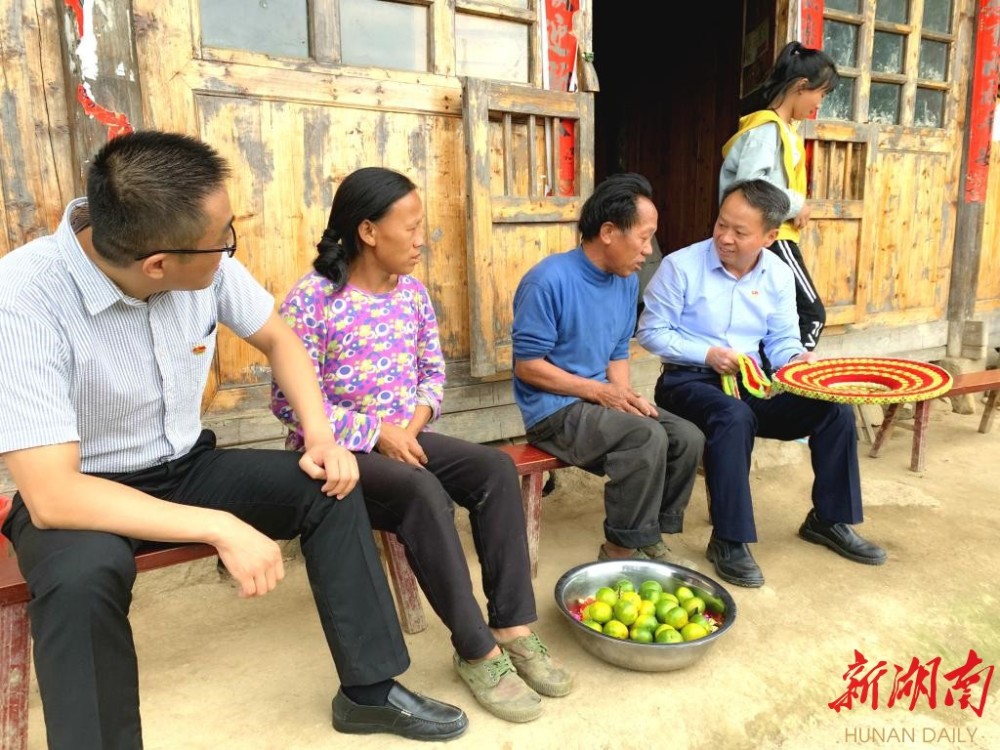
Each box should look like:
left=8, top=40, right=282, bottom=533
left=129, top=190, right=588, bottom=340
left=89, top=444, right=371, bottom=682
left=377, top=422, right=428, bottom=467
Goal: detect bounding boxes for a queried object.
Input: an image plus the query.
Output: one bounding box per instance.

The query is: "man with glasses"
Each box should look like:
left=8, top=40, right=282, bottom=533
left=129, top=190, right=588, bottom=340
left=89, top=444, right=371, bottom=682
left=0, top=131, right=468, bottom=749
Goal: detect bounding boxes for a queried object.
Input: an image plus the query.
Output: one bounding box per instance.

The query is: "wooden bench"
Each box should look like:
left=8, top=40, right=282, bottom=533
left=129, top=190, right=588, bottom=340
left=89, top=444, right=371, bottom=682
left=0, top=444, right=568, bottom=748
left=0, top=524, right=219, bottom=750
left=869, top=369, right=1000, bottom=472
left=376, top=443, right=569, bottom=634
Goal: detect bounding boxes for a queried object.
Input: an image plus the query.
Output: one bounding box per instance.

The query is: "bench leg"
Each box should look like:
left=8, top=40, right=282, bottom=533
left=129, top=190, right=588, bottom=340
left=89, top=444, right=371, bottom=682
left=375, top=531, right=427, bottom=635
left=521, top=473, right=543, bottom=579
left=854, top=405, right=877, bottom=445
left=1, top=602, right=30, bottom=750
left=869, top=403, right=899, bottom=458
left=979, top=390, right=998, bottom=434
left=910, top=401, right=931, bottom=472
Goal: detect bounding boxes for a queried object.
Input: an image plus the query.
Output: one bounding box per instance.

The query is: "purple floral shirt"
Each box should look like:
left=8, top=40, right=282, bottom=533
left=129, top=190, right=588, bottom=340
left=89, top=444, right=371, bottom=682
left=272, top=271, right=445, bottom=452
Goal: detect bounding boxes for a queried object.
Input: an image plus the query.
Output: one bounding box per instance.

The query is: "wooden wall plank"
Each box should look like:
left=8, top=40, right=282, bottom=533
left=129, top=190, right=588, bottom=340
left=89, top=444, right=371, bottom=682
left=0, top=0, right=72, bottom=254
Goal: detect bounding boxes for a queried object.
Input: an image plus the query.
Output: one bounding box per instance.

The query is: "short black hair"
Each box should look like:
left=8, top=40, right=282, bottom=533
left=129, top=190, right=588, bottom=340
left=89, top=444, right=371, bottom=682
left=577, top=172, right=653, bottom=241
left=87, top=130, right=230, bottom=266
left=721, top=179, right=789, bottom=231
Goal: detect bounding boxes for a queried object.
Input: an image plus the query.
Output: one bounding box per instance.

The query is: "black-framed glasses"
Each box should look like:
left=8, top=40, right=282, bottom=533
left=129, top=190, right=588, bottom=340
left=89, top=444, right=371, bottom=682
left=135, top=225, right=237, bottom=261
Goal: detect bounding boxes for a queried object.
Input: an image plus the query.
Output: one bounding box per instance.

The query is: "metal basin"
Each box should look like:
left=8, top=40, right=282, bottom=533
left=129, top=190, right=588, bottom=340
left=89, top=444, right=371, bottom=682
left=553, top=559, right=737, bottom=672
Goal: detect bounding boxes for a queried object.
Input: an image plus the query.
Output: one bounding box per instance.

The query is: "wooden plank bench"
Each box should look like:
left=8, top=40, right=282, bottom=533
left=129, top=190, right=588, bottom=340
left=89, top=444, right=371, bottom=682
left=0, top=502, right=426, bottom=749
left=0, top=526, right=219, bottom=750
left=869, top=369, right=1000, bottom=472
left=0, top=444, right=569, bottom=748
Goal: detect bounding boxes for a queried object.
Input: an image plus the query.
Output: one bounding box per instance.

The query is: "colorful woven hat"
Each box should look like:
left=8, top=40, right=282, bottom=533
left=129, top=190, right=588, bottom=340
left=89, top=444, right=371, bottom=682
left=772, top=357, right=953, bottom=405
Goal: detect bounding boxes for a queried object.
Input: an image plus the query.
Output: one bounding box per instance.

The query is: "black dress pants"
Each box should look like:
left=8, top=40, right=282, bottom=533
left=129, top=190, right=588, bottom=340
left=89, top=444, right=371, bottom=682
left=357, top=432, right=536, bottom=661
left=655, top=370, right=863, bottom=543
left=2, top=430, right=409, bottom=750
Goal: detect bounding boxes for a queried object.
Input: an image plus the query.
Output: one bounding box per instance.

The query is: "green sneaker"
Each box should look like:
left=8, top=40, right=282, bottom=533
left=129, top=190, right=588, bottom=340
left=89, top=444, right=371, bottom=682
left=597, top=544, right=649, bottom=561
left=640, top=540, right=701, bottom=571
left=453, top=651, right=542, bottom=723
left=500, top=633, right=574, bottom=698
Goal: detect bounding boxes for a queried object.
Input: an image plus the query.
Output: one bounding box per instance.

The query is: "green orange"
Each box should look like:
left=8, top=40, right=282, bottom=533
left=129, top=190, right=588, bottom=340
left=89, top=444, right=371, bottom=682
left=603, top=620, right=629, bottom=639
left=595, top=587, right=618, bottom=606
left=655, top=627, right=684, bottom=644
left=613, top=599, right=639, bottom=626
left=680, top=622, right=709, bottom=641
left=588, top=601, right=614, bottom=624
left=682, top=596, right=706, bottom=616
left=674, top=585, right=695, bottom=603
left=662, top=606, right=689, bottom=630
left=629, top=625, right=654, bottom=643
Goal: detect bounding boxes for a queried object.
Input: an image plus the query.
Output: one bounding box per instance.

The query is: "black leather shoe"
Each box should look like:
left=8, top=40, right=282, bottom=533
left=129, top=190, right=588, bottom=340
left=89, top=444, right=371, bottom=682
left=333, top=683, right=469, bottom=741
left=705, top=535, right=764, bottom=588
left=799, top=510, right=886, bottom=565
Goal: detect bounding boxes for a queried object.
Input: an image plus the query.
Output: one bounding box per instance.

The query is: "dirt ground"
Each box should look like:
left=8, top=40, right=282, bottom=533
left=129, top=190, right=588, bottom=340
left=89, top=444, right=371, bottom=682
left=25, top=396, right=1000, bottom=750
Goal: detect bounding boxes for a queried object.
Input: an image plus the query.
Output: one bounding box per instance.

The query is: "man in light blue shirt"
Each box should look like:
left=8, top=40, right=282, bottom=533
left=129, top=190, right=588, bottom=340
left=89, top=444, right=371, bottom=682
left=637, top=179, right=885, bottom=588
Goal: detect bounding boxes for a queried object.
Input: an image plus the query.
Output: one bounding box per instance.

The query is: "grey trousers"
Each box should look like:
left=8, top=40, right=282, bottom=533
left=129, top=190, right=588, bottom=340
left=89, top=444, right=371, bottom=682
left=525, top=401, right=704, bottom=548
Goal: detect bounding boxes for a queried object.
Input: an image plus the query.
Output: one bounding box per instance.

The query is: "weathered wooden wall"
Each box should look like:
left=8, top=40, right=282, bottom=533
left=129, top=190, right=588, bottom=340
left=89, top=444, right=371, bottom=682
left=0, top=1, right=73, bottom=249
left=0, top=0, right=993, bottom=451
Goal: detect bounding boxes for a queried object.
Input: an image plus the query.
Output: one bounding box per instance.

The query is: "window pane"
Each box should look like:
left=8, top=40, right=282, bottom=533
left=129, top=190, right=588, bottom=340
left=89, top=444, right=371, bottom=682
left=919, top=39, right=949, bottom=81
left=821, top=77, right=854, bottom=120
left=826, top=0, right=861, bottom=12
left=914, top=88, right=945, bottom=127
left=922, top=0, right=953, bottom=33
left=200, top=0, right=308, bottom=58
left=456, top=14, right=529, bottom=83
left=491, top=0, right=529, bottom=7
left=875, top=0, right=909, bottom=24
left=869, top=82, right=901, bottom=124
left=824, top=21, right=858, bottom=68
left=872, top=31, right=905, bottom=73
left=341, top=0, right=428, bottom=72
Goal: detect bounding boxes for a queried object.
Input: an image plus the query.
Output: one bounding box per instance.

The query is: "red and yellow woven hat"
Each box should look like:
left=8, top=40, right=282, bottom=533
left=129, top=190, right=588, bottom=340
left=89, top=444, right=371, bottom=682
left=772, top=357, right=953, bottom=405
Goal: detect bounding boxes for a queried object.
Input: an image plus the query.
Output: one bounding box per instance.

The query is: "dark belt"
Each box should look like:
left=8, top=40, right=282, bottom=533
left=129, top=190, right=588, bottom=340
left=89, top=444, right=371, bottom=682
left=662, top=363, right=715, bottom=374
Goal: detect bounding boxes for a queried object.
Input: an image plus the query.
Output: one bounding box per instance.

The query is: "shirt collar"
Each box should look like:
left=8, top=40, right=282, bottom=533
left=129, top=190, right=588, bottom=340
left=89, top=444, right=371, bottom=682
left=58, top=198, right=139, bottom=315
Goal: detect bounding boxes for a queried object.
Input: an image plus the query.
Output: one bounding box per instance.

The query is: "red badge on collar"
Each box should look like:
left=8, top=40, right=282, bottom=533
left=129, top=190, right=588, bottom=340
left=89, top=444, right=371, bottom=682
left=192, top=345, right=207, bottom=355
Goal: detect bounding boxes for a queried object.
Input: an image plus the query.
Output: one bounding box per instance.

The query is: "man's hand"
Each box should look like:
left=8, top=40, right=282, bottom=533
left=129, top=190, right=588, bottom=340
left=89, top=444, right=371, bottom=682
left=213, top=516, right=286, bottom=598
left=788, top=351, right=819, bottom=364
left=706, top=346, right=743, bottom=375
left=377, top=422, right=428, bottom=467
left=591, top=382, right=658, bottom=417
left=299, top=440, right=360, bottom=498
left=792, top=203, right=812, bottom=229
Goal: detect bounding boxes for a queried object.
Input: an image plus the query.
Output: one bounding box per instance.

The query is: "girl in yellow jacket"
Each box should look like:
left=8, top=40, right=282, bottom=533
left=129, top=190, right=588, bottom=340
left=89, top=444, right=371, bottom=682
left=720, top=41, right=839, bottom=351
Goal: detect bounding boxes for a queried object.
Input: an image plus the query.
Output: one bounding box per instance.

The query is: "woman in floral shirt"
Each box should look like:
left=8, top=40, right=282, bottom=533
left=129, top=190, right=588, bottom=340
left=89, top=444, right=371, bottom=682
left=272, top=167, right=572, bottom=723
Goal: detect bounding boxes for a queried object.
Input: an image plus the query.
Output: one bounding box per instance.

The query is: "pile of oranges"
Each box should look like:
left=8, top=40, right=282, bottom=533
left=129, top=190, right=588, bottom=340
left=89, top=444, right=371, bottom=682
left=570, top=578, right=721, bottom=643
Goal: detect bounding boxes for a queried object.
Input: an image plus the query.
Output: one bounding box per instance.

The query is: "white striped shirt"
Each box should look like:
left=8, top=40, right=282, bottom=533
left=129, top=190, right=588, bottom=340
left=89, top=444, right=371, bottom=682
left=0, top=198, right=274, bottom=473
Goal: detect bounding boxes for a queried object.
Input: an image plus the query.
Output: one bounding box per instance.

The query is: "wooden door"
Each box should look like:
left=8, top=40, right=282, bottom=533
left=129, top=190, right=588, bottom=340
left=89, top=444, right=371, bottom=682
left=463, top=77, right=594, bottom=377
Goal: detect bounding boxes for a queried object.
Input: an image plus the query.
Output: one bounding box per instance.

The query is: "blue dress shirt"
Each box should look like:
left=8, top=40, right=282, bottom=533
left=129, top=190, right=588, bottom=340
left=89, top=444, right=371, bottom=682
left=636, top=238, right=805, bottom=369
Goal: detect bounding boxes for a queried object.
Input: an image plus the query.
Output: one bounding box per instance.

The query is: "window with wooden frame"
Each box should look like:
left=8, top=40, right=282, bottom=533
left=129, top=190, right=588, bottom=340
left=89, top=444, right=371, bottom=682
left=198, top=0, right=541, bottom=82
left=820, top=0, right=956, bottom=128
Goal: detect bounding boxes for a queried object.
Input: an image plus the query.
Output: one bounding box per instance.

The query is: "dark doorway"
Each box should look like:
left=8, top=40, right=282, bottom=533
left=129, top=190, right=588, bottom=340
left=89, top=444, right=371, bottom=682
left=592, top=3, right=744, bottom=256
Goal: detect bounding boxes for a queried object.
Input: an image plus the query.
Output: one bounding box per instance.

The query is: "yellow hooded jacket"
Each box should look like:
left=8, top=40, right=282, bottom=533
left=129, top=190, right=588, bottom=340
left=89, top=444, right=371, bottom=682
left=721, top=110, right=806, bottom=243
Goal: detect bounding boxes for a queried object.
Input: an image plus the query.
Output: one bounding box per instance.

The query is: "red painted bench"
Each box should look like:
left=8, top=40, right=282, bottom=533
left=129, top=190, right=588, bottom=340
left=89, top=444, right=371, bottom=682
left=869, top=369, right=1000, bottom=472
left=0, top=520, right=219, bottom=750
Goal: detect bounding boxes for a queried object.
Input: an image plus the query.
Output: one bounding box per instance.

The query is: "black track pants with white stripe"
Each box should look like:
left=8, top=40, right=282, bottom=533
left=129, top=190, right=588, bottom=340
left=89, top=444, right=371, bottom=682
left=768, top=238, right=826, bottom=351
